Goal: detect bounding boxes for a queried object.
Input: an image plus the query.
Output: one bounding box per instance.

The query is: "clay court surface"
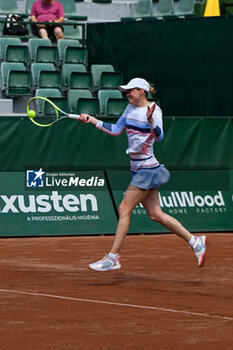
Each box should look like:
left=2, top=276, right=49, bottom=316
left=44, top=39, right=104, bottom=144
left=0, top=233, right=232, bottom=350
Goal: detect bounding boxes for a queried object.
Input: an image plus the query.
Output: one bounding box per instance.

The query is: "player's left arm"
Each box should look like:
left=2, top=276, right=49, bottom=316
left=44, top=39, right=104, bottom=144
left=147, top=104, right=164, bottom=142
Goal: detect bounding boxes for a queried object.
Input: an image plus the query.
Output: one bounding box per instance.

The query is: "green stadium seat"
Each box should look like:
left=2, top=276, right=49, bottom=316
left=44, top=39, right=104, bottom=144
left=43, top=97, right=67, bottom=116
left=31, top=63, right=56, bottom=88
left=154, top=0, right=174, bottom=17
left=35, top=88, right=63, bottom=115
left=76, top=97, right=99, bottom=116
left=121, top=0, right=153, bottom=21
left=35, top=46, right=58, bottom=65
left=28, top=38, right=52, bottom=62
left=0, top=37, right=21, bottom=60
left=25, top=0, right=34, bottom=14
left=0, top=0, right=18, bottom=14
left=98, top=89, right=123, bottom=115
left=57, top=0, right=87, bottom=20
left=67, top=89, right=92, bottom=113
left=106, top=98, right=128, bottom=117
left=35, top=88, right=62, bottom=99
left=4, top=45, right=28, bottom=64
left=100, top=72, right=122, bottom=89
left=57, top=39, right=81, bottom=63
left=0, top=62, right=31, bottom=96
left=92, top=0, right=112, bottom=3
left=62, top=63, right=86, bottom=90
left=69, top=72, right=92, bottom=90
left=6, top=70, right=31, bottom=97
left=63, top=20, right=82, bottom=40
left=39, top=71, right=61, bottom=89
left=135, top=0, right=153, bottom=17
left=64, top=46, right=87, bottom=65
left=175, top=0, right=195, bottom=17
left=1, top=62, right=25, bottom=89
left=33, top=98, right=66, bottom=117
left=0, top=15, right=5, bottom=35
left=91, top=64, right=115, bottom=90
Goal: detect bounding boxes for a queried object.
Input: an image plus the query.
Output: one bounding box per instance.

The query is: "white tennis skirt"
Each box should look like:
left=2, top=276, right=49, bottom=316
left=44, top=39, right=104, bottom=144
left=130, top=164, right=170, bottom=190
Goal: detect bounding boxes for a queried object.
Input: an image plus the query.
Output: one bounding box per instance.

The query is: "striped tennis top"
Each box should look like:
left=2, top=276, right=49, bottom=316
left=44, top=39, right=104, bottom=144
left=96, top=102, right=164, bottom=171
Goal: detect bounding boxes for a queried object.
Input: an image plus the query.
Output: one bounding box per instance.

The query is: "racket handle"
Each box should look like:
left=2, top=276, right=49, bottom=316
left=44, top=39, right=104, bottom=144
left=68, top=114, right=80, bottom=119
left=68, top=114, right=89, bottom=122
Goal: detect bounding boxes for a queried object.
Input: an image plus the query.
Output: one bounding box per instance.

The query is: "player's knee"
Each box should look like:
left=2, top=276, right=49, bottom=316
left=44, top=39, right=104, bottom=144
left=148, top=210, right=164, bottom=223
left=118, top=203, right=131, bottom=218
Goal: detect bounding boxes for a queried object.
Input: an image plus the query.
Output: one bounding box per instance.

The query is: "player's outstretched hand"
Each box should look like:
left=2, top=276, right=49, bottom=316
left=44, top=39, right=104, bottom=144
left=147, top=103, right=156, bottom=123
left=80, top=114, right=98, bottom=126
left=79, top=114, right=90, bottom=123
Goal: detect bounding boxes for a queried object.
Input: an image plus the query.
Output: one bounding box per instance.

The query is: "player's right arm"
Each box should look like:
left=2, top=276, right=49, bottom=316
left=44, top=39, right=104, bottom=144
left=80, top=114, right=126, bottom=136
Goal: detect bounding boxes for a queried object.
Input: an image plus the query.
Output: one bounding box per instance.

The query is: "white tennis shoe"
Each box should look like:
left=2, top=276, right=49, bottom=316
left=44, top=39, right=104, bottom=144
left=89, top=254, right=121, bottom=272
left=192, top=235, right=207, bottom=267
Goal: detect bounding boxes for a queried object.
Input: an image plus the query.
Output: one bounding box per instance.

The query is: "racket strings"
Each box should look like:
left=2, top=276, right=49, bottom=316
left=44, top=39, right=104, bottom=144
left=27, top=96, right=61, bottom=127
left=30, top=100, right=58, bottom=118
left=27, top=96, right=79, bottom=128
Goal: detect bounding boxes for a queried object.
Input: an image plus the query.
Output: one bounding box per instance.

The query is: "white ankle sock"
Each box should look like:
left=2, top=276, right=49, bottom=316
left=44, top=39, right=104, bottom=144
left=189, top=235, right=196, bottom=247
left=108, top=252, right=119, bottom=259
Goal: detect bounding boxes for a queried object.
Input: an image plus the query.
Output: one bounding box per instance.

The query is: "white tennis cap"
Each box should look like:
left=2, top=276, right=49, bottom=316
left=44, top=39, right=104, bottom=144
left=119, top=78, right=150, bottom=92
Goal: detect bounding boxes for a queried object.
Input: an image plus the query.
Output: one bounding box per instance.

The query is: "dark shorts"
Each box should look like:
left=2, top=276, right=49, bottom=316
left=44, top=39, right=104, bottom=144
left=130, top=165, right=170, bottom=190
left=33, top=24, right=64, bottom=39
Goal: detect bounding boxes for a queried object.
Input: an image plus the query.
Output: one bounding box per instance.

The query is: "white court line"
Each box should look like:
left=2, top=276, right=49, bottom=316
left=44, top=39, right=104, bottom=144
left=0, top=288, right=232, bottom=322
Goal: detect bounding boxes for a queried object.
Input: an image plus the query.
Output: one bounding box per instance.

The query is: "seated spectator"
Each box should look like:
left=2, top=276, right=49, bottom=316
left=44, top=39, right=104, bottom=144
left=31, top=0, right=65, bottom=41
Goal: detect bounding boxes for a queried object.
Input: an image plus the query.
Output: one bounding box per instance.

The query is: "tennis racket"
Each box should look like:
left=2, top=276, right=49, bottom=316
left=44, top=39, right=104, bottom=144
left=27, top=96, right=89, bottom=127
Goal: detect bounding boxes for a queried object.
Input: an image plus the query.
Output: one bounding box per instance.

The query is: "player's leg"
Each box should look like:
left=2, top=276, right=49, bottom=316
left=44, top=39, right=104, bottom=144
left=110, top=185, right=149, bottom=254
left=141, top=188, right=206, bottom=267
left=53, top=26, right=64, bottom=41
left=89, top=185, right=149, bottom=271
left=141, top=188, right=192, bottom=242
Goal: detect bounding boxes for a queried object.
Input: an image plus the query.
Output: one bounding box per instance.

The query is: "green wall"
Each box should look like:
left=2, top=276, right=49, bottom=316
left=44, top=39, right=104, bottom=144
left=87, top=16, right=233, bottom=116
left=0, top=116, right=232, bottom=171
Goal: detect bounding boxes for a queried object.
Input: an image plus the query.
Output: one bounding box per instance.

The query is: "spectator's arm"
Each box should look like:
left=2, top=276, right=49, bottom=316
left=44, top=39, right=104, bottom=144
left=54, top=17, right=64, bottom=23
left=30, top=15, right=37, bottom=23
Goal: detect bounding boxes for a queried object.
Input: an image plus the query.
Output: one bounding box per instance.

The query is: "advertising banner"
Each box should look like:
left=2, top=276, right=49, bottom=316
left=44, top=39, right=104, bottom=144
left=107, top=169, right=233, bottom=233
left=0, top=169, right=232, bottom=237
left=0, top=170, right=117, bottom=237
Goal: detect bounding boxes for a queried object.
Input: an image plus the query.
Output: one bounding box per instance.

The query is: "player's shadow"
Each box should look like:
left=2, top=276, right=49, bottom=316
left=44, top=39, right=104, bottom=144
left=87, top=272, right=202, bottom=287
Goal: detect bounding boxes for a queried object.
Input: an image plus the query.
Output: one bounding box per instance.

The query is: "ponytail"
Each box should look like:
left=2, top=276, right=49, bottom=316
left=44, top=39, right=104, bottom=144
left=149, top=84, right=156, bottom=95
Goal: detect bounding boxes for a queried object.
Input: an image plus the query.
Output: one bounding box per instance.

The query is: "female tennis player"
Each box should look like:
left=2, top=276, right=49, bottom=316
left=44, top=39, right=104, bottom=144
left=79, top=78, right=207, bottom=271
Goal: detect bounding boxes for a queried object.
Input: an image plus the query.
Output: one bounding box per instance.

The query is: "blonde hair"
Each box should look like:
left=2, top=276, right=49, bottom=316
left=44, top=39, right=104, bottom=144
left=149, top=84, right=156, bottom=95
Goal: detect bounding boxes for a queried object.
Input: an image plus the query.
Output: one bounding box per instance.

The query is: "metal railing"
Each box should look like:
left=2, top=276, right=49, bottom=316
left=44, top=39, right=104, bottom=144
left=0, top=18, right=86, bottom=45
